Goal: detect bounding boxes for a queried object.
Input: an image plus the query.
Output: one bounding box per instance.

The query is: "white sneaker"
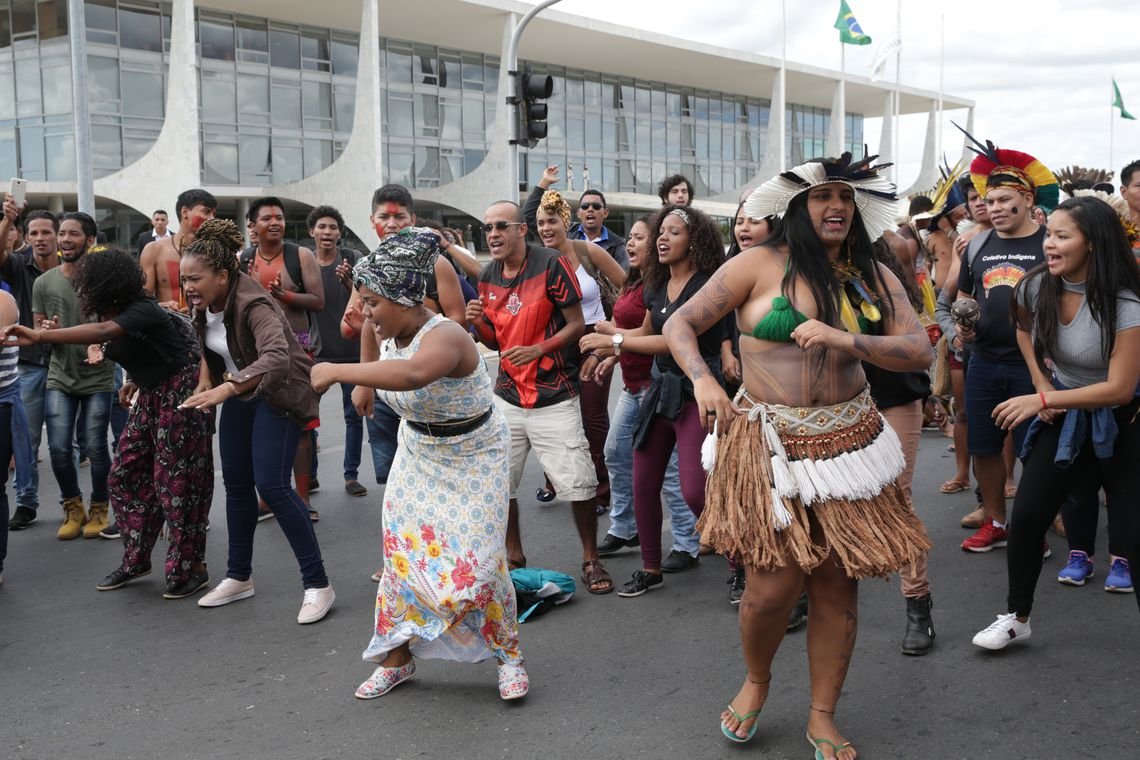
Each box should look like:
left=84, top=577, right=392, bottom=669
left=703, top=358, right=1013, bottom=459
left=297, top=585, right=335, bottom=624
left=198, top=577, right=255, bottom=608
left=972, top=613, right=1031, bottom=650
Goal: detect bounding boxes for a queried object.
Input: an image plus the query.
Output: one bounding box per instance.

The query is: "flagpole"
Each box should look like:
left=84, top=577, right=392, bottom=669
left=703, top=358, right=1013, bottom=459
left=779, top=0, right=787, bottom=171
left=1110, top=78, right=1115, bottom=177
left=840, top=40, right=847, bottom=153
left=893, top=0, right=901, bottom=184
left=937, top=13, right=945, bottom=161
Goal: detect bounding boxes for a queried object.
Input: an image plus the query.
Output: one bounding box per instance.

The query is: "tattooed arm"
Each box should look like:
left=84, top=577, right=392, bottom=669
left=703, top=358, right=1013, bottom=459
left=790, top=264, right=932, bottom=372
left=664, top=254, right=756, bottom=432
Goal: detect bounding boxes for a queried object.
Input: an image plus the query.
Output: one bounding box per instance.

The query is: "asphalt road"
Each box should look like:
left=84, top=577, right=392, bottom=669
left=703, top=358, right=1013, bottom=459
left=2, top=385, right=1137, bottom=760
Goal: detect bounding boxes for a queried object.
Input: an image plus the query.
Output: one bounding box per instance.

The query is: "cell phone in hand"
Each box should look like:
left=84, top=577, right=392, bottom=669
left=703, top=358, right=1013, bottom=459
left=9, top=177, right=27, bottom=208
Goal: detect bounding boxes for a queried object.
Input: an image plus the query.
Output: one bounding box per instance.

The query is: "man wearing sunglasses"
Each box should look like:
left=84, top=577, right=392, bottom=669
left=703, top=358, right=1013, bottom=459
left=466, top=202, right=613, bottom=595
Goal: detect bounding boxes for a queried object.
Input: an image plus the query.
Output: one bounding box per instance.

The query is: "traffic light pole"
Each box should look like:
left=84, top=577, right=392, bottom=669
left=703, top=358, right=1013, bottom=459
left=506, top=0, right=562, bottom=200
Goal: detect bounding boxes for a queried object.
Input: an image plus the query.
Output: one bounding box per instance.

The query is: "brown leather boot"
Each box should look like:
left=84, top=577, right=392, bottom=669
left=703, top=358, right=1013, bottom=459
left=83, top=501, right=110, bottom=539
left=57, top=497, right=87, bottom=540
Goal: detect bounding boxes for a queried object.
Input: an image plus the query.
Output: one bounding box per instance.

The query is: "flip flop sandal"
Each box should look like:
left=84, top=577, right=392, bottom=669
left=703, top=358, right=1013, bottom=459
left=721, top=703, right=761, bottom=743
left=940, top=479, right=970, bottom=494
left=807, top=734, right=854, bottom=760
left=581, top=560, right=613, bottom=595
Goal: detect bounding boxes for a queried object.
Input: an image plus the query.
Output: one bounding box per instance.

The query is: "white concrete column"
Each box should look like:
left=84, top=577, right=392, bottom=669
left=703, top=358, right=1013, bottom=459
left=877, top=91, right=895, bottom=180
left=827, top=80, right=845, bottom=157
left=265, top=0, right=383, bottom=247
left=48, top=195, right=65, bottom=213
left=899, top=101, right=940, bottom=197
left=236, top=198, right=251, bottom=246
left=413, top=12, right=518, bottom=220
left=94, top=0, right=201, bottom=230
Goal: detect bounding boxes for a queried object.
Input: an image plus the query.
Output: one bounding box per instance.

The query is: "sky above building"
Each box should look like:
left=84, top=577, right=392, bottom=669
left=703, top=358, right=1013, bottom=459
left=524, top=0, right=1140, bottom=189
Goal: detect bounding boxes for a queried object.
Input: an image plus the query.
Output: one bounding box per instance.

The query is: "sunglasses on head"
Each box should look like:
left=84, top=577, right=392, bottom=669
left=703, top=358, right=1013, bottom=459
left=480, top=221, right=523, bottom=233
left=579, top=202, right=604, bottom=211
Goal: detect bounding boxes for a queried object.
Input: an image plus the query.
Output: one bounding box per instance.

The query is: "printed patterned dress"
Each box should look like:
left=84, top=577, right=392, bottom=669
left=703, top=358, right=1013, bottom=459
left=363, top=314, right=522, bottom=665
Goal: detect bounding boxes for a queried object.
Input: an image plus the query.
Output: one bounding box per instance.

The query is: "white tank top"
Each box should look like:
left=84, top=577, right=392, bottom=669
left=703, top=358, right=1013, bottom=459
left=576, top=264, right=606, bottom=325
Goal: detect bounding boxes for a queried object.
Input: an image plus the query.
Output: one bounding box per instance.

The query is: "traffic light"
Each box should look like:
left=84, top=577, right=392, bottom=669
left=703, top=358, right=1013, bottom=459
left=510, top=67, right=553, bottom=149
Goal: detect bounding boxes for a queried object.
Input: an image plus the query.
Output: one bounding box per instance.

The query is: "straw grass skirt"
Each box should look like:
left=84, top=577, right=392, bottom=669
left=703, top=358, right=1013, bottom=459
left=699, top=388, right=931, bottom=579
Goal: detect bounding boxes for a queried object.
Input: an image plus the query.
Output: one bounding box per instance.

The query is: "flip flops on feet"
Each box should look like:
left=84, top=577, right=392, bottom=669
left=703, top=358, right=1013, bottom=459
left=807, top=733, right=854, bottom=760
left=721, top=703, right=761, bottom=743
left=939, top=479, right=969, bottom=494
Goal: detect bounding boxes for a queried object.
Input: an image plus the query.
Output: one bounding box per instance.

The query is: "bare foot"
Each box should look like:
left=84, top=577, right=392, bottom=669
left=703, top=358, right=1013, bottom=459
left=807, top=707, right=856, bottom=760
left=720, top=675, right=769, bottom=740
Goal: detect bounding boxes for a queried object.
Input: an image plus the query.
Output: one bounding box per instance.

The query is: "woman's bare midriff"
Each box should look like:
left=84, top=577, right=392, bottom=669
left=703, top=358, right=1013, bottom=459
left=738, top=337, right=866, bottom=408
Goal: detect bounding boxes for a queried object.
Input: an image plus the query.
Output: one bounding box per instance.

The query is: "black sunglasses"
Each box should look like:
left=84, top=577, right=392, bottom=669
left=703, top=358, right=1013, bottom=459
left=579, top=202, right=604, bottom=211
left=480, top=221, right=524, bottom=233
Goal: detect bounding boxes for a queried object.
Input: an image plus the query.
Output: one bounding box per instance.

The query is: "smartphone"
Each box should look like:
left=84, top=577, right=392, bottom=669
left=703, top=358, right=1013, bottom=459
left=10, top=177, right=27, bottom=207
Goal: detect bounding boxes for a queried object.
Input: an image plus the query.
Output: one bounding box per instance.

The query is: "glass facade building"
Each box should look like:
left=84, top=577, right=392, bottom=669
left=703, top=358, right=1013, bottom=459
left=0, top=0, right=863, bottom=198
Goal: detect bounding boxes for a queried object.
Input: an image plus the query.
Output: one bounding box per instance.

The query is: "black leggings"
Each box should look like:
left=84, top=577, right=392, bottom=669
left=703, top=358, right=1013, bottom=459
left=1061, top=484, right=1127, bottom=559
left=1007, top=398, right=1140, bottom=617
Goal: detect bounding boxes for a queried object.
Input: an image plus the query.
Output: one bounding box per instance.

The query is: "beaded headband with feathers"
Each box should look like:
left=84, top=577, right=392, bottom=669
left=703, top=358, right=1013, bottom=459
left=1071, top=189, right=1140, bottom=247
left=743, top=152, right=900, bottom=241
left=954, top=122, right=1059, bottom=212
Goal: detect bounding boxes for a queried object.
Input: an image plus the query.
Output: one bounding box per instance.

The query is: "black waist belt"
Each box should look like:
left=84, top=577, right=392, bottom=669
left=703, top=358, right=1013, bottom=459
left=405, top=407, right=493, bottom=437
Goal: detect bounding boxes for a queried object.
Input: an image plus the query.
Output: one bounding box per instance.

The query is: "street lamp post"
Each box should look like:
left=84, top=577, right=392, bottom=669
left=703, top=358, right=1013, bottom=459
left=505, top=0, right=562, bottom=200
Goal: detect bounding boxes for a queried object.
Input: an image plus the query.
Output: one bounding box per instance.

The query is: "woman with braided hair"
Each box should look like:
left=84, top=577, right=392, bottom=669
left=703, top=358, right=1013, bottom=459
left=2, top=248, right=213, bottom=599
left=178, top=219, right=335, bottom=624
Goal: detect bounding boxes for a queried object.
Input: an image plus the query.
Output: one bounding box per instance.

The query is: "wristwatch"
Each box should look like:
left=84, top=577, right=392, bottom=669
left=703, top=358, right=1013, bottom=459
left=612, top=332, right=624, bottom=357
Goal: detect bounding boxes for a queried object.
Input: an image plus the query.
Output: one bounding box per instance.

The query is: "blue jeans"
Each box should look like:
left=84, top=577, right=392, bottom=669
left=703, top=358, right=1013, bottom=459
left=0, top=404, right=12, bottom=572
left=965, top=353, right=1036, bottom=457
left=603, top=387, right=698, bottom=554
left=367, top=397, right=399, bottom=485
left=110, top=365, right=128, bottom=450
left=311, top=382, right=365, bottom=483
left=45, top=388, right=112, bottom=502
left=9, top=390, right=34, bottom=511
left=17, top=363, right=46, bottom=510
left=218, top=396, right=328, bottom=589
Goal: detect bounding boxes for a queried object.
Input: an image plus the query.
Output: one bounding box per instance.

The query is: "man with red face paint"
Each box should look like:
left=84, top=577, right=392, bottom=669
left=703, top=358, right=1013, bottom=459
left=140, top=189, right=217, bottom=312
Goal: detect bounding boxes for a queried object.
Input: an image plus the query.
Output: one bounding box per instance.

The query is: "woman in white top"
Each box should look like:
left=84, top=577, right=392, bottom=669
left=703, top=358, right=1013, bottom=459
left=532, top=188, right=625, bottom=509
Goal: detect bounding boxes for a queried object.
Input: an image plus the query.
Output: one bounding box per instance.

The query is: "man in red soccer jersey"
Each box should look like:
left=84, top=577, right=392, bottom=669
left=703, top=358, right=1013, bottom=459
left=466, top=201, right=612, bottom=594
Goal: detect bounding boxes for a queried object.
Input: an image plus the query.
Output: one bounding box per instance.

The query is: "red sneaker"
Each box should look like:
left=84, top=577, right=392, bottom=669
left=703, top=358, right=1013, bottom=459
left=961, top=521, right=1009, bottom=552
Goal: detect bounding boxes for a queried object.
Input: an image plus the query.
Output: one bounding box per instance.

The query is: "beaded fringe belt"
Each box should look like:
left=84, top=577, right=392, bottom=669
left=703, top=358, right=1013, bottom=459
left=698, top=387, right=927, bottom=578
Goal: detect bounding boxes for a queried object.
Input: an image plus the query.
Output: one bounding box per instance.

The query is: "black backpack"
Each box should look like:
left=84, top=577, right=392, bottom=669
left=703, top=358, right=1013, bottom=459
left=238, top=242, right=305, bottom=292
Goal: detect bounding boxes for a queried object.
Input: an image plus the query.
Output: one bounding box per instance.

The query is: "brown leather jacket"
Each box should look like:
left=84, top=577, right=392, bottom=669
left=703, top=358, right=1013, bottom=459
left=194, top=272, right=319, bottom=427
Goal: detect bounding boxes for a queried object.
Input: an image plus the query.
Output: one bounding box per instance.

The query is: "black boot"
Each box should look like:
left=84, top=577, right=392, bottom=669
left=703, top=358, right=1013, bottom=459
left=901, top=595, right=935, bottom=656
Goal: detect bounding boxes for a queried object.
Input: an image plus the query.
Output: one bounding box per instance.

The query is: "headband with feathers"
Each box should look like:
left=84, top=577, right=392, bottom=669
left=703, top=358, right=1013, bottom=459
left=743, top=152, right=900, bottom=241
left=913, top=157, right=969, bottom=228
left=954, top=122, right=1059, bottom=212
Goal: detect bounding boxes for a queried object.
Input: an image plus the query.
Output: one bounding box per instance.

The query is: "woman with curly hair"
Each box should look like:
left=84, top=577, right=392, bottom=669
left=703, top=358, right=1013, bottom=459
left=601, top=204, right=726, bottom=597
left=523, top=168, right=626, bottom=509
left=178, top=219, right=335, bottom=624
left=3, top=248, right=213, bottom=599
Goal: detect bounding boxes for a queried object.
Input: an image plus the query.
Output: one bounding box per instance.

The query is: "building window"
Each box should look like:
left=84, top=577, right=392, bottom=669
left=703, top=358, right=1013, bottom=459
left=236, top=19, right=268, bottom=64
left=119, top=3, right=162, bottom=52
left=329, top=35, right=357, bottom=76
left=199, top=17, right=235, bottom=61
left=270, top=27, right=300, bottom=69
left=301, top=31, right=331, bottom=72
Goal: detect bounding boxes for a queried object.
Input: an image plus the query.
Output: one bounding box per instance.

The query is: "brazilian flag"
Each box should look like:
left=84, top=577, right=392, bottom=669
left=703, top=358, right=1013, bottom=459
left=834, top=0, right=872, bottom=46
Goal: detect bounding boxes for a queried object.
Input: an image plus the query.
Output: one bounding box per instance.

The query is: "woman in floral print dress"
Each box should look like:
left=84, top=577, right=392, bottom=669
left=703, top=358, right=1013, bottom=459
left=309, top=228, right=525, bottom=701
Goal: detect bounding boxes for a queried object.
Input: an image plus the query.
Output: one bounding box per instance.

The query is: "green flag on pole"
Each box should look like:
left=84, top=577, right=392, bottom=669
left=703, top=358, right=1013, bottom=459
left=834, top=0, right=873, bottom=46
left=1113, top=78, right=1136, bottom=120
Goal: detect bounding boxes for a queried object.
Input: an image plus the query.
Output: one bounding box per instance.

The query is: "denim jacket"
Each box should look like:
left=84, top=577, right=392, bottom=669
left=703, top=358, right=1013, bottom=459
left=1021, top=378, right=1140, bottom=466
